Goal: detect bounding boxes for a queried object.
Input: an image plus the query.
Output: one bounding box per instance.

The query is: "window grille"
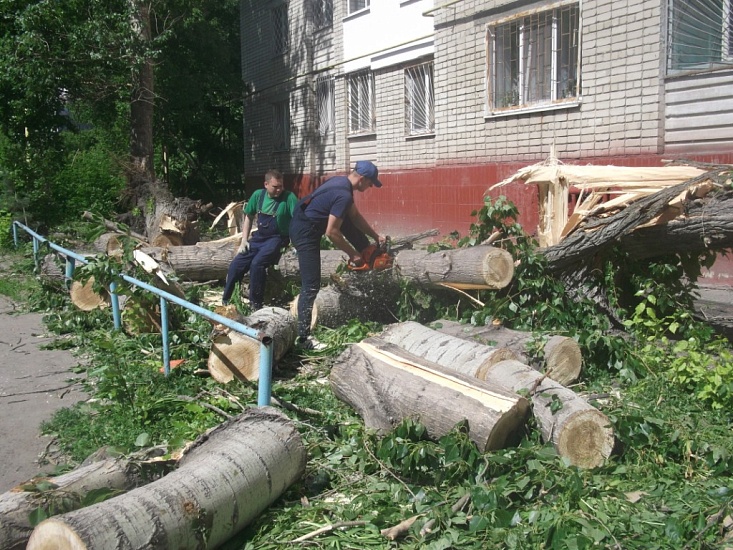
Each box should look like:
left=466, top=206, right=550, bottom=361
left=488, top=3, right=579, bottom=111
left=316, top=76, right=335, bottom=137
left=313, top=0, right=333, bottom=29
left=405, top=62, right=434, bottom=135
left=272, top=4, right=289, bottom=55
left=273, top=100, right=290, bottom=151
left=668, top=0, right=733, bottom=71
left=349, top=0, right=369, bottom=15
left=348, top=71, right=374, bottom=134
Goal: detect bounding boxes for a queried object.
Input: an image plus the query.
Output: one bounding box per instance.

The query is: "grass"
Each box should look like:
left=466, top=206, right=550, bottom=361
left=4, top=243, right=733, bottom=549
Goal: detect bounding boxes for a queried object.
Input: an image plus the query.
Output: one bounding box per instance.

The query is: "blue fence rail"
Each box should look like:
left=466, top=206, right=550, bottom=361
left=12, top=221, right=274, bottom=406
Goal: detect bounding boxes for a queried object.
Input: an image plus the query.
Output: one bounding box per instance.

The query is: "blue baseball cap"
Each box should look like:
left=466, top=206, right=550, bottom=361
left=354, top=160, right=383, bottom=188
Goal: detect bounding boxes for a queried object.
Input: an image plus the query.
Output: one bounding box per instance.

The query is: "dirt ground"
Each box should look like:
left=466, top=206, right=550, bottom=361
left=0, top=294, right=87, bottom=493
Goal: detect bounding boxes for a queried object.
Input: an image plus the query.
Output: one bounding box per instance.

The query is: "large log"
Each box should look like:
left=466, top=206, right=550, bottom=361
left=395, top=246, right=514, bottom=290
left=208, top=306, right=297, bottom=383
left=378, top=321, right=518, bottom=379
left=27, top=408, right=306, bottom=550
left=432, top=319, right=582, bottom=385
left=330, top=339, right=530, bottom=451
left=137, top=241, right=236, bottom=282
left=0, top=456, right=166, bottom=550
left=483, top=360, right=614, bottom=468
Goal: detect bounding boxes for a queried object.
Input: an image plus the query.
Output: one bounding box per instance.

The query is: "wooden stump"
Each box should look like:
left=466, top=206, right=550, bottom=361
left=433, top=320, right=583, bottom=385
left=483, top=360, right=614, bottom=468
left=27, top=408, right=306, bottom=550
left=378, top=321, right=518, bottom=379
left=208, top=307, right=297, bottom=383
left=70, top=278, right=109, bottom=311
left=330, top=339, right=530, bottom=451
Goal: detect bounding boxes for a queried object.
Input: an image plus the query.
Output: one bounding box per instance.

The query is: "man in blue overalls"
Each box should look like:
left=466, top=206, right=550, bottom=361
left=289, top=160, right=385, bottom=349
left=222, top=170, right=297, bottom=310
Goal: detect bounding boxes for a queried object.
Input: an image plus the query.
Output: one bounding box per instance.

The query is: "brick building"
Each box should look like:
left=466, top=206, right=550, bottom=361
left=239, top=0, right=733, bottom=251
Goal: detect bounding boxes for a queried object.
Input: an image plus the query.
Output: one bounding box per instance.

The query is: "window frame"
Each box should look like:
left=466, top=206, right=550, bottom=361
left=272, top=99, right=291, bottom=152
left=348, top=0, right=370, bottom=16
left=486, top=2, right=581, bottom=116
left=347, top=71, right=375, bottom=136
left=404, top=61, right=435, bottom=136
left=312, top=0, right=333, bottom=30
left=667, top=0, right=733, bottom=73
left=271, top=3, right=289, bottom=56
left=316, top=76, right=335, bottom=138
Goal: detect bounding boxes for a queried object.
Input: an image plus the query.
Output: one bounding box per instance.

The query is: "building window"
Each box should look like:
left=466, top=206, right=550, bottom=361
left=312, top=0, right=333, bottom=29
left=316, top=76, right=335, bottom=137
left=405, top=62, right=434, bottom=135
left=487, top=3, right=579, bottom=112
left=668, top=0, right=733, bottom=71
left=348, top=0, right=370, bottom=15
left=348, top=71, right=374, bottom=134
left=273, top=100, right=290, bottom=151
left=272, top=4, right=289, bottom=56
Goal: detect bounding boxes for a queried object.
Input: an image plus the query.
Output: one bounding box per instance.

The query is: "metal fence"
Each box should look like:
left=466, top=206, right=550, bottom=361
left=12, top=221, right=274, bottom=406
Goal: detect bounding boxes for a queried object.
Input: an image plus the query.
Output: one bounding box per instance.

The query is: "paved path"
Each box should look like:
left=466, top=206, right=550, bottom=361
left=0, top=295, right=87, bottom=492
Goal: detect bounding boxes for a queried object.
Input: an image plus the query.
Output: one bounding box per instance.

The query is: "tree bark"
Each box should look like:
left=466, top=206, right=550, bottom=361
left=377, top=322, right=518, bottom=379
left=542, top=167, right=733, bottom=274
left=395, top=246, right=514, bottom=290
left=482, top=360, right=615, bottom=469
left=330, top=340, right=530, bottom=452
left=433, top=320, right=582, bottom=385
left=137, top=241, right=236, bottom=282
left=27, top=408, right=306, bottom=550
left=208, top=306, right=297, bottom=383
left=0, top=453, right=173, bottom=550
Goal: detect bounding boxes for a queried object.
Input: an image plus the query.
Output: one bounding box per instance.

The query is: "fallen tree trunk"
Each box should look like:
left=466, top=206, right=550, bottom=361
left=208, top=306, right=297, bottom=383
left=433, top=320, right=582, bottom=385
left=0, top=451, right=174, bottom=550
left=542, top=167, right=733, bottom=274
left=27, top=408, right=306, bottom=550
left=378, top=321, right=518, bottom=379
left=482, top=360, right=615, bottom=468
left=330, top=339, right=530, bottom=451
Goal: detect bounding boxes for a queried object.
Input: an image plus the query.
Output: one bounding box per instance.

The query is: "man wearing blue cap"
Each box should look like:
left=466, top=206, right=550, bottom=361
left=289, top=160, right=386, bottom=350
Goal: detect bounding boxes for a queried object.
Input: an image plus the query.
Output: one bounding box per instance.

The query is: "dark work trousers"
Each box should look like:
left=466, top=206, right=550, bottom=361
left=289, top=207, right=370, bottom=338
left=222, top=212, right=286, bottom=308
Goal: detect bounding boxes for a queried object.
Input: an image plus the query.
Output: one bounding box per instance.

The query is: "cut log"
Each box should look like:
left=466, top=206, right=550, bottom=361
left=330, top=339, right=530, bottom=451
left=432, top=320, right=582, bottom=385
left=27, top=408, right=305, bottom=550
left=289, top=275, right=398, bottom=330
left=69, top=277, right=110, bottom=311
left=395, top=246, right=514, bottom=290
left=208, top=306, right=297, bottom=383
left=378, top=321, right=518, bottom=379
left=137, top=241, right=236, bottom=282
left=483, top=360, right=614, bottom=468
left=0, top=451, right=175, bottom=550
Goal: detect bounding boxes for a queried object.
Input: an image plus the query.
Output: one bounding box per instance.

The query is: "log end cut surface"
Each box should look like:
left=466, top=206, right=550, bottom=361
left=481, top=248, right=515, bottom=288
left=26, top=519, right=87, bottom=550
left=208, top=332, right=259, bottom=383
left=543, top=336, right=582, bottom=386
left=556, top=409, right=615, bottom=469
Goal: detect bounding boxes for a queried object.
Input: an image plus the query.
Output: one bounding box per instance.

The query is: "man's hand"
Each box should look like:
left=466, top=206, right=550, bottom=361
left=238, top=241, right=250, bottom=255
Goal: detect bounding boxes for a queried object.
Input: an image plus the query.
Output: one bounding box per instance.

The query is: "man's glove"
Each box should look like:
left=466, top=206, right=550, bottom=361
left=238, top=241, right=250, bottom=255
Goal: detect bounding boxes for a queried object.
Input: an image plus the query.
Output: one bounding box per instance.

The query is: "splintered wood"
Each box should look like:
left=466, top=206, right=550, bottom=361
left=490, top=160, right=709, bottom=247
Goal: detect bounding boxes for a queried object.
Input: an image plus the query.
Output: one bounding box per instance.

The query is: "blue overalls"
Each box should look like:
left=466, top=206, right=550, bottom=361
left=222, top=191, right=289, bottom=309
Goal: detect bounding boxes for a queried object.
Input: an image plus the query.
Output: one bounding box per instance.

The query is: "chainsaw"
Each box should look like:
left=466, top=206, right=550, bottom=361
left=347, top=237, right=394, bottom=272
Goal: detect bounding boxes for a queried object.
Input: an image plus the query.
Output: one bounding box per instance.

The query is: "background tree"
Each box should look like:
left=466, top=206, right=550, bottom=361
left=0, top=0, right=243, bottom=231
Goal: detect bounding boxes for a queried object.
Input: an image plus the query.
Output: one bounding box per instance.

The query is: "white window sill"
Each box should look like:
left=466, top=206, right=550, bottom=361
left=406, top=132, right=435, bottom=140
left=347, top=132, right=377, bottom=140
left=344, top=7, right=370, bottom=21
left=485, top=99, right=581, bottom=119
